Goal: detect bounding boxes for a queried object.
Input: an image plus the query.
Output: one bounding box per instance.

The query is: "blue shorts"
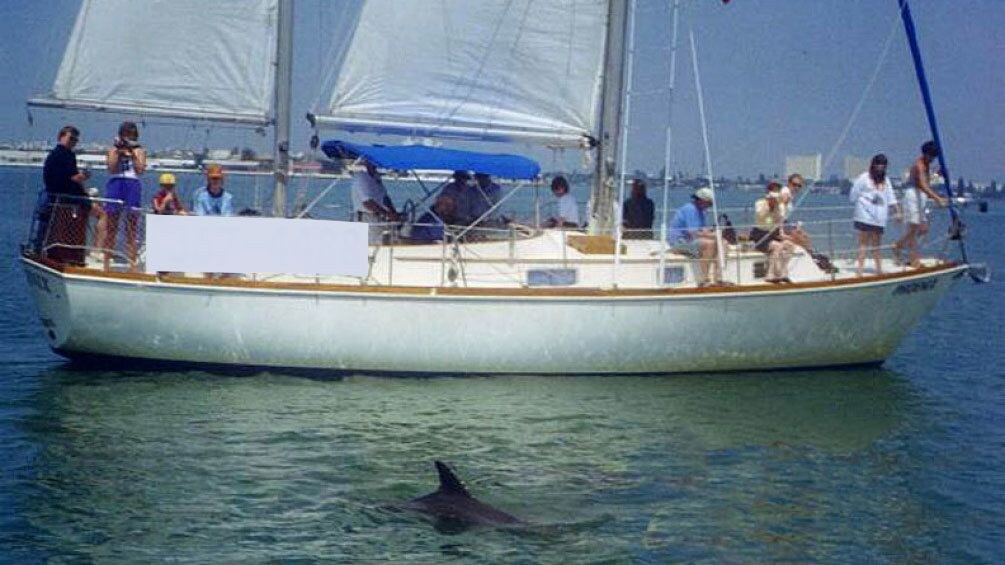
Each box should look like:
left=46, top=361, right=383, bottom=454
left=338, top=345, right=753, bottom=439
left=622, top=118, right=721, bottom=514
left=105, top=177, right=142, bottom=215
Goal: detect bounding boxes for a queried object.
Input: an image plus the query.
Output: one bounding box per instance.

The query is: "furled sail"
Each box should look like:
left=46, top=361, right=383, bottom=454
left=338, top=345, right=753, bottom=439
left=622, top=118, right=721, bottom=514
left=29, top=0, right=280, bottom=125
left=312, top=0, right=609, bottom=146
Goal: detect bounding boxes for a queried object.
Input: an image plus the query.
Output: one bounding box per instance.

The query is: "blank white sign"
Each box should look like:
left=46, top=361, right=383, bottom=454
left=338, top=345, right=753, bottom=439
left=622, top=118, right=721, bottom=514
left=145, top=215, right=368, bottom=277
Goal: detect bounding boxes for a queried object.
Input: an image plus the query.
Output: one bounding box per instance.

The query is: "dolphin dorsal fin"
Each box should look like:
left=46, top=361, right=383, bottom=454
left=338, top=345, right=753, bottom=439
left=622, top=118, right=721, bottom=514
left=434, top=460, right=471, bottom=497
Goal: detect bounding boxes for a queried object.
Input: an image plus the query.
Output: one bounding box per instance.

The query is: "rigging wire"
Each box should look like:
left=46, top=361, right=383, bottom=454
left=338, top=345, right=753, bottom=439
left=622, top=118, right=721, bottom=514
left=789, top=13, right=900, bottom=218
left=688, top=26, right=725, bottom=277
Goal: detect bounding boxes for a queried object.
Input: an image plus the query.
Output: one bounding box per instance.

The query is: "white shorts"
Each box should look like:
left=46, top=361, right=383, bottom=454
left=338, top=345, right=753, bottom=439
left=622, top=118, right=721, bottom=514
left=902, top=187, right=929, bottom=225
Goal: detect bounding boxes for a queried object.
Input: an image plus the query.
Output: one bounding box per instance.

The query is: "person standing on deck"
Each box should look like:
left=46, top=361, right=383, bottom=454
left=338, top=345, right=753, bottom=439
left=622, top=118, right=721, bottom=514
left=352, top=160, right=400, bottom=243
left=39, top=125, right=91, bottom=265
left=622, top=178, right=655, bottom=239
left=103, top=121, right=147, bottom=270
left=850, top=154, right=900, bottom=277
left=668, top=187, right=720, bottom=286
left=894, top=140, right=947, bottom=268
left=192, top=164, right=234, bottom=217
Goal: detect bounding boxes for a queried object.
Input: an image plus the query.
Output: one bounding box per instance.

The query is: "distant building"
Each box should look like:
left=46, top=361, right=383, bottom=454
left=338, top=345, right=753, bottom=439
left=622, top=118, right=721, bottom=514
left=785, top=154, right=822, bottom=181
left=843, top=156, right=869, bottom=180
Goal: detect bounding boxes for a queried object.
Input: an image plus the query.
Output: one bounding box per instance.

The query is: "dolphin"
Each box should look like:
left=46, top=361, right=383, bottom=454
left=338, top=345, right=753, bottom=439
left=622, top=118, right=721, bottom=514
left=403, top=461, right=523, bottom=530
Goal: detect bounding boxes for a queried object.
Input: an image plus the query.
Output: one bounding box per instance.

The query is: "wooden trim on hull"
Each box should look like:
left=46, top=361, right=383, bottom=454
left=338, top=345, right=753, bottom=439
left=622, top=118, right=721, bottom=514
left=26, top=253, right=964, bottom=298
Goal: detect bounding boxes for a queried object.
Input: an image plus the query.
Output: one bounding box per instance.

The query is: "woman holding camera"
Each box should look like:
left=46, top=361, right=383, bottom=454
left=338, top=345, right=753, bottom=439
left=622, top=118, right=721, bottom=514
left=102, top=121, right=147, bottom=270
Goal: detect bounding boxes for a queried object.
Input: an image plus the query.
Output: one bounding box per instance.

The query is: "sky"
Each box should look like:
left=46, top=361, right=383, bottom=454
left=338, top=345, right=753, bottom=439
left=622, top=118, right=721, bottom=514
left=0, top=0, right=1002, bottom=181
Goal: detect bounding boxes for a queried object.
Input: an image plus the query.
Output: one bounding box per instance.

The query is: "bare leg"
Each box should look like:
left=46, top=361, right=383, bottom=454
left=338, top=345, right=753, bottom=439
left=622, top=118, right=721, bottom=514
left=125, top=213, right=139, bottom=271
left=856, top=230, right=868, bottom=276
left=698, top=238, right=716, bottom=284
left=766, top=241, right=782, bottom=280
left=909, top=222, right=928, bottom=267
left=105, top=212, right=120, bottom=269
left=871, top=232, right=883, bottom=275
left=779, top=240, right=794, bottom=279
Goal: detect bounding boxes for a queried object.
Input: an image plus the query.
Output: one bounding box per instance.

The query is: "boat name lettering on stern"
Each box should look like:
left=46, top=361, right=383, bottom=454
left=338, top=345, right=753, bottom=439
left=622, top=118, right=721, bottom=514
left=25, top=271, right=52, bottom=294
left=892, top=279, right=937, bottom=296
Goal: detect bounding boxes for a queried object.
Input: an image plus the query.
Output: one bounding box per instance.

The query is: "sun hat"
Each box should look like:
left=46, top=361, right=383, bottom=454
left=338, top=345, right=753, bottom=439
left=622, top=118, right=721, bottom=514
left=693, top=187, right=714, bottom=202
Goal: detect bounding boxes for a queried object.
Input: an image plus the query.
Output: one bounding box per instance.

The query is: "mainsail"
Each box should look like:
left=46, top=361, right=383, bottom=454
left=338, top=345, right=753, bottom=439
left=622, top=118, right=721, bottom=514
left=29, top=0, right=280, bottom=125
left=312, top=0, right=610, bottom=147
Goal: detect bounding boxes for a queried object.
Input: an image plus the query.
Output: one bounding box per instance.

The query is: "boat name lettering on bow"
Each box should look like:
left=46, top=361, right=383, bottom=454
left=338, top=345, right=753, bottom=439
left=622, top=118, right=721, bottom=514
left=893, top=279, right=937, bottom=296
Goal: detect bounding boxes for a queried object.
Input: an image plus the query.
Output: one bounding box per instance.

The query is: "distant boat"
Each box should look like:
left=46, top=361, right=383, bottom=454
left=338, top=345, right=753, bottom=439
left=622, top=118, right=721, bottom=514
left=20, top=0, right=976, bottom=373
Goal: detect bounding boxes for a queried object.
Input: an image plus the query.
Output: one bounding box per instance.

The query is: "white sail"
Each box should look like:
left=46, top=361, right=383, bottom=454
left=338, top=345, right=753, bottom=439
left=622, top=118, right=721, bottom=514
left=29, top=0, right=280, bottom=125
left=313, top=0, right=609, bottom=146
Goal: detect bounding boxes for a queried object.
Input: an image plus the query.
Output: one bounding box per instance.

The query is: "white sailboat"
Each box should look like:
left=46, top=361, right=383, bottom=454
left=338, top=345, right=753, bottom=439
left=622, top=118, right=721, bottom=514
left=20, top=0, right=979, bottom=374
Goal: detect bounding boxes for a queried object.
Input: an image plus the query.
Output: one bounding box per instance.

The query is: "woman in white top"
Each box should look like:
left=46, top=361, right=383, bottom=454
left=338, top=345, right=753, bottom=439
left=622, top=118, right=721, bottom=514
left=849, top=154, right=900, bottom=276
left=546, top=176, right=580, bottom=228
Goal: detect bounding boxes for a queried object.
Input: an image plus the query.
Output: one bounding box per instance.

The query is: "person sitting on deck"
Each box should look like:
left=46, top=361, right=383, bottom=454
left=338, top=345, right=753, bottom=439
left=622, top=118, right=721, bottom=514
left=668, top=187, right=719, bottom=286
left=545, top=176, right=580, bottom=228
left=152, top=173, right=188, bottom=215
left=750, top=183, right=796, bottom=283
left=352, top=160, right=400, bottom=244
left=409, top=195, right=459, bottom=242
left=622, top=178, right=655, bottom=239
left=192, top=164, right=234, bottom=217
left=439, top=170, right=480, bottom=226
left=471, top=172, right=506, bottom=225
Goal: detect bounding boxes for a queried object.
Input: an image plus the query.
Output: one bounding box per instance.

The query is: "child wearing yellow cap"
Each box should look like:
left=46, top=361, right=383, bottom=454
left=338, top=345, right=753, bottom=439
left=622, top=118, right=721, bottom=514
left=152, top=172, right=187, bottom=215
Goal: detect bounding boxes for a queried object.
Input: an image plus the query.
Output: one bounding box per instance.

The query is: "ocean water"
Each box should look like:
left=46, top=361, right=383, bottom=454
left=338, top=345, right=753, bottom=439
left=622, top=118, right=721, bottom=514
left=1, top=166, right=1003, bottom=562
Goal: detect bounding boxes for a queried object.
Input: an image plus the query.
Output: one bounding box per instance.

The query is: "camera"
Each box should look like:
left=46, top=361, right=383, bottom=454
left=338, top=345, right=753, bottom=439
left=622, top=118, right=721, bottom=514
left=114, top=136, right=141, bottom=150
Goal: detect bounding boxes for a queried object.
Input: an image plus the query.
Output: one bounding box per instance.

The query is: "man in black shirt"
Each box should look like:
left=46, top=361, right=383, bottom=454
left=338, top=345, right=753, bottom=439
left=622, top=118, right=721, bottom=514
left=38, top=125, right=91, bottom=265
left=622, top=178, right=655, bottom=239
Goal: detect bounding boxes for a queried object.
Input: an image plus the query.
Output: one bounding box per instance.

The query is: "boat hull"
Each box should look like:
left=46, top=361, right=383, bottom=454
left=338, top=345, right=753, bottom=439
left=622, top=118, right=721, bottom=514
left=22, top=257, right=965, bottom=374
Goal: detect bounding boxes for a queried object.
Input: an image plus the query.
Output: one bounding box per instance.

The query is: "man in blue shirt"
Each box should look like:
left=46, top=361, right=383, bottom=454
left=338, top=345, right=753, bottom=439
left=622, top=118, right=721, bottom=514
left=669, top=187, right=720, bottom=286
left=192, top=164, right=234, bottom=216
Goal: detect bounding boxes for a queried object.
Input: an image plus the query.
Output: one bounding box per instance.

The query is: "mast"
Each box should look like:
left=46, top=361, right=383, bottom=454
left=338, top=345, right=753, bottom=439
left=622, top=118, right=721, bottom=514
left=588, top=0, right=630, bottom=235
left=272, top=0, right=294, bottom=217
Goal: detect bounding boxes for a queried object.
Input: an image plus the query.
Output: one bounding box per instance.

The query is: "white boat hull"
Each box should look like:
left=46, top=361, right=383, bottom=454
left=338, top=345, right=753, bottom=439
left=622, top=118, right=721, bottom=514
left=22, top=257, right=965, bottom=374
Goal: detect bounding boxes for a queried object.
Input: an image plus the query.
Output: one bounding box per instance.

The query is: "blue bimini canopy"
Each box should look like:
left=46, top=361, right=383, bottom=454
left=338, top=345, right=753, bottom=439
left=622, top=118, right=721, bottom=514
left=321, top=140, right=540, bottom=180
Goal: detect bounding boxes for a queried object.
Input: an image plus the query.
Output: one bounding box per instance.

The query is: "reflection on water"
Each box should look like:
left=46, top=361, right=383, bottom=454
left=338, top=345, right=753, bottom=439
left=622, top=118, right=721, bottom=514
left=6, top=366, right=963, bottom=562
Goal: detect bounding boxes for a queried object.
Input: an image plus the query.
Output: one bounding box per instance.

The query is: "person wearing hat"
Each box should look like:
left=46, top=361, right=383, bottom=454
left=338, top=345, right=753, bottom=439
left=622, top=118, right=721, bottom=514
left=751, top=182, right=795, bottom=283
left=668, top=187, right=720, bottom=286
left=152, top=173, right=188, bottom=215
left=192, top=164, right=234, bottom=216
left=893, top=140, right=948, bottom=268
